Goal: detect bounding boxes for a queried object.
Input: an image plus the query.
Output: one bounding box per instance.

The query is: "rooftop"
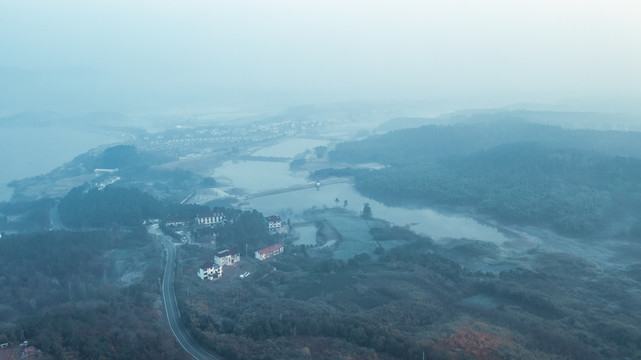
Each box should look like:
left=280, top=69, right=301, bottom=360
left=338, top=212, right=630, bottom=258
left=258, top=244, right=283, bottom=255
left=216, top=248, right=239, bottom=257
left=197, top=212, right=224, bottom=218
left=200, top=261, right=215, bottom=270
left=266, top=215, right=281, bottom=222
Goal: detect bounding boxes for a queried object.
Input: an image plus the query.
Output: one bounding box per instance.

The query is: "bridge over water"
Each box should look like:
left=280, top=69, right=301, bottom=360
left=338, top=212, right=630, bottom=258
left=233, top=155, right=291, bottom=162
left=244, top=178, right=350, bottom=199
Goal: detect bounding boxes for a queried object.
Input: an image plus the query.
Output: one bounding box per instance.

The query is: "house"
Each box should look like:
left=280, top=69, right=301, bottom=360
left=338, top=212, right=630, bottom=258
left=214, top=248, right=240, bottom=267
left=165, top=217, right=190, bottom=227
left=255, top=244, right=284, bottom=261
left=196, top=212, right=225, bottom=226
left=197, top=261, right=223, bottom=280
left=93, top=168, right=118, bottom=176
left=265, top=215, right=281, bottom=230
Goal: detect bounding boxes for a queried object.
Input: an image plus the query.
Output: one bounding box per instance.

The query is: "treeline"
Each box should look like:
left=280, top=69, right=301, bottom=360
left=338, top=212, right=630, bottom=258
left=56, top=180, right=274, bottom=250
left=353, top=143, right=641, bottom=234
left=330, top=120, right=641, bottom=165
left=59, top=185, right=164, bottom=227
left=188, top=312, right=450, bottom=360
left=309, top=167, right=360, bottom=181
left=88, top=144, right=169, bottom=171
left=94, top=145, right=209, bottom=197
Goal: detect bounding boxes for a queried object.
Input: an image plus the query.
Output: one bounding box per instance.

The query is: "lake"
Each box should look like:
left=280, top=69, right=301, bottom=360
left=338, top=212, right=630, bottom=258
left=0, top=127, right=121, bottom=201
left=251, top=138, right=330, bottom=158
left=243, top=182, right=508, bottom=244
left=210, top=138, right=508, bottom=244
left=212, top=160, right=310, bottom=192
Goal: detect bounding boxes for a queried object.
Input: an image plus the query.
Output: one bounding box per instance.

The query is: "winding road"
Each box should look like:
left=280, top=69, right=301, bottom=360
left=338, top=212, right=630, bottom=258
left=151, top=225, right=220, bottom=360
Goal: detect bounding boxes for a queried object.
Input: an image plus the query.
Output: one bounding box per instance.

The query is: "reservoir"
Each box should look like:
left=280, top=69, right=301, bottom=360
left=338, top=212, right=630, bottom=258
left=210, top=137, right=508, bottom=244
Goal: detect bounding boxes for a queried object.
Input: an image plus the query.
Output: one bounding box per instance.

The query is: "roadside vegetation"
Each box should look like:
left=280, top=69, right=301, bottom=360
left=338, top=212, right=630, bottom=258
left=0, top=228, right=188, bottom=359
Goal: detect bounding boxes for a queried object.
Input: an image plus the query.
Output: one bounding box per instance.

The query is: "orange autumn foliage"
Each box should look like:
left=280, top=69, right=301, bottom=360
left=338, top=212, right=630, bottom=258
left=437, top=328, right=509, bottom=360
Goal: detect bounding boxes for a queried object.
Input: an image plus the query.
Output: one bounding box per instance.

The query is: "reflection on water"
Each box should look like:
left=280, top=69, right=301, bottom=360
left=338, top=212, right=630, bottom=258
left=243, top=182, right=508, bottom=244
left=251, top=138, right=330, bottom=158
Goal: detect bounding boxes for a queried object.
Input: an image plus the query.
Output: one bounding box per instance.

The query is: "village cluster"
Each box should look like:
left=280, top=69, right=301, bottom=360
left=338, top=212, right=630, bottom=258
left=169, top=212, right=285, bottom=281
left=196, top=242, right=284, bottom=281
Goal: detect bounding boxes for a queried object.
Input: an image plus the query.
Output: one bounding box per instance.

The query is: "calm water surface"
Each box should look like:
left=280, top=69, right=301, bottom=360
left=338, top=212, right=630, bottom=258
left=213, top=160, right=310, bottom=192
left=215, top=138, right=507, bottom=244
left=244, top=182, right=508, bottom=244
left=0, top=127, right=120, bottom=201
left=251, top=138, right=329, bottom=158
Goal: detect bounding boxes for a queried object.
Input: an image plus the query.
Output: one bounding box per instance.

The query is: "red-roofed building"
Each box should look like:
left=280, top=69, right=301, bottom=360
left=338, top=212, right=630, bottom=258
left=197, top=261, right=223, bottom=280
left=255, top=244, right=284, bottom=260
left=214, top=248, right=240, bottom=267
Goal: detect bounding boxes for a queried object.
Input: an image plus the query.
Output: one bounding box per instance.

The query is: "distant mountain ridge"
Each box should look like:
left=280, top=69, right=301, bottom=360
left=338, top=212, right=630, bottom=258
left=376, top=109, right=641, bottom=133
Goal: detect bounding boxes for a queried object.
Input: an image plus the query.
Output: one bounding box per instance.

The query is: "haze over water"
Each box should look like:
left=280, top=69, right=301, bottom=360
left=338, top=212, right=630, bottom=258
left=0, top=127, right=119, bottom=201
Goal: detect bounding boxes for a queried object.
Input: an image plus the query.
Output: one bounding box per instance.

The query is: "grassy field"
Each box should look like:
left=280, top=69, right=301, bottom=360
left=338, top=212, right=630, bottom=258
left=302, top=208, right=406, bottom=260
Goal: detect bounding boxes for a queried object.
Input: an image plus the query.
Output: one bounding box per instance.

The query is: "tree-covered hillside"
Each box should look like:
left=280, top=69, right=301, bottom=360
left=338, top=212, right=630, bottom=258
left=59, top=185, right=164, bottom=227
left=324, top=122, right=641, bottom=236
left=0, top=229, right=187, bottom=359
left=331, top=120, right=641, bottom=165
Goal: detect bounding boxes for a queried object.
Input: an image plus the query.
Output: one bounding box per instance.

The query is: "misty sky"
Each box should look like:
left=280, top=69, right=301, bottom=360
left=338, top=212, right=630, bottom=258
left=1, top=0, right=640, bottom=111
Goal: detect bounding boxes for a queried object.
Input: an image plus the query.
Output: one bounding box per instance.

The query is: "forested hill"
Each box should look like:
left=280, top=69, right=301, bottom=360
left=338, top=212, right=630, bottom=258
left=325, top=122, right=641, bottom=236
left=376, top=110, right=641, bottom=134
left=331, top=120, right=641, bottom=165
left=58, top=185, right=164, bottom=227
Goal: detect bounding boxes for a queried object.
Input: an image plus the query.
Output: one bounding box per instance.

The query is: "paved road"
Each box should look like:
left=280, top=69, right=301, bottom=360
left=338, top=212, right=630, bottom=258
left=152, top=225, right=220, bottom=360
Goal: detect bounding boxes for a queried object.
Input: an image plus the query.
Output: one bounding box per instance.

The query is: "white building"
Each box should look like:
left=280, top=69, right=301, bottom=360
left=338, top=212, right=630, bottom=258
left=93, top=168, right=119, bottom=176
left=265, top=215, right=282, bottom=231
left=196, top=212, right=225, bottom=226
left=165, top=217, right=190, bottom=227
left=197, top=261, right=223, bottom=280
left=214, top=249, right=240, bottom=267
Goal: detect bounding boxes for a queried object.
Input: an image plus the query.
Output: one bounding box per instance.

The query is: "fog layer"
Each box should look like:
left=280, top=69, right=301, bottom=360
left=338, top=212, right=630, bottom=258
left=1, top=0, right=640, bottom=113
